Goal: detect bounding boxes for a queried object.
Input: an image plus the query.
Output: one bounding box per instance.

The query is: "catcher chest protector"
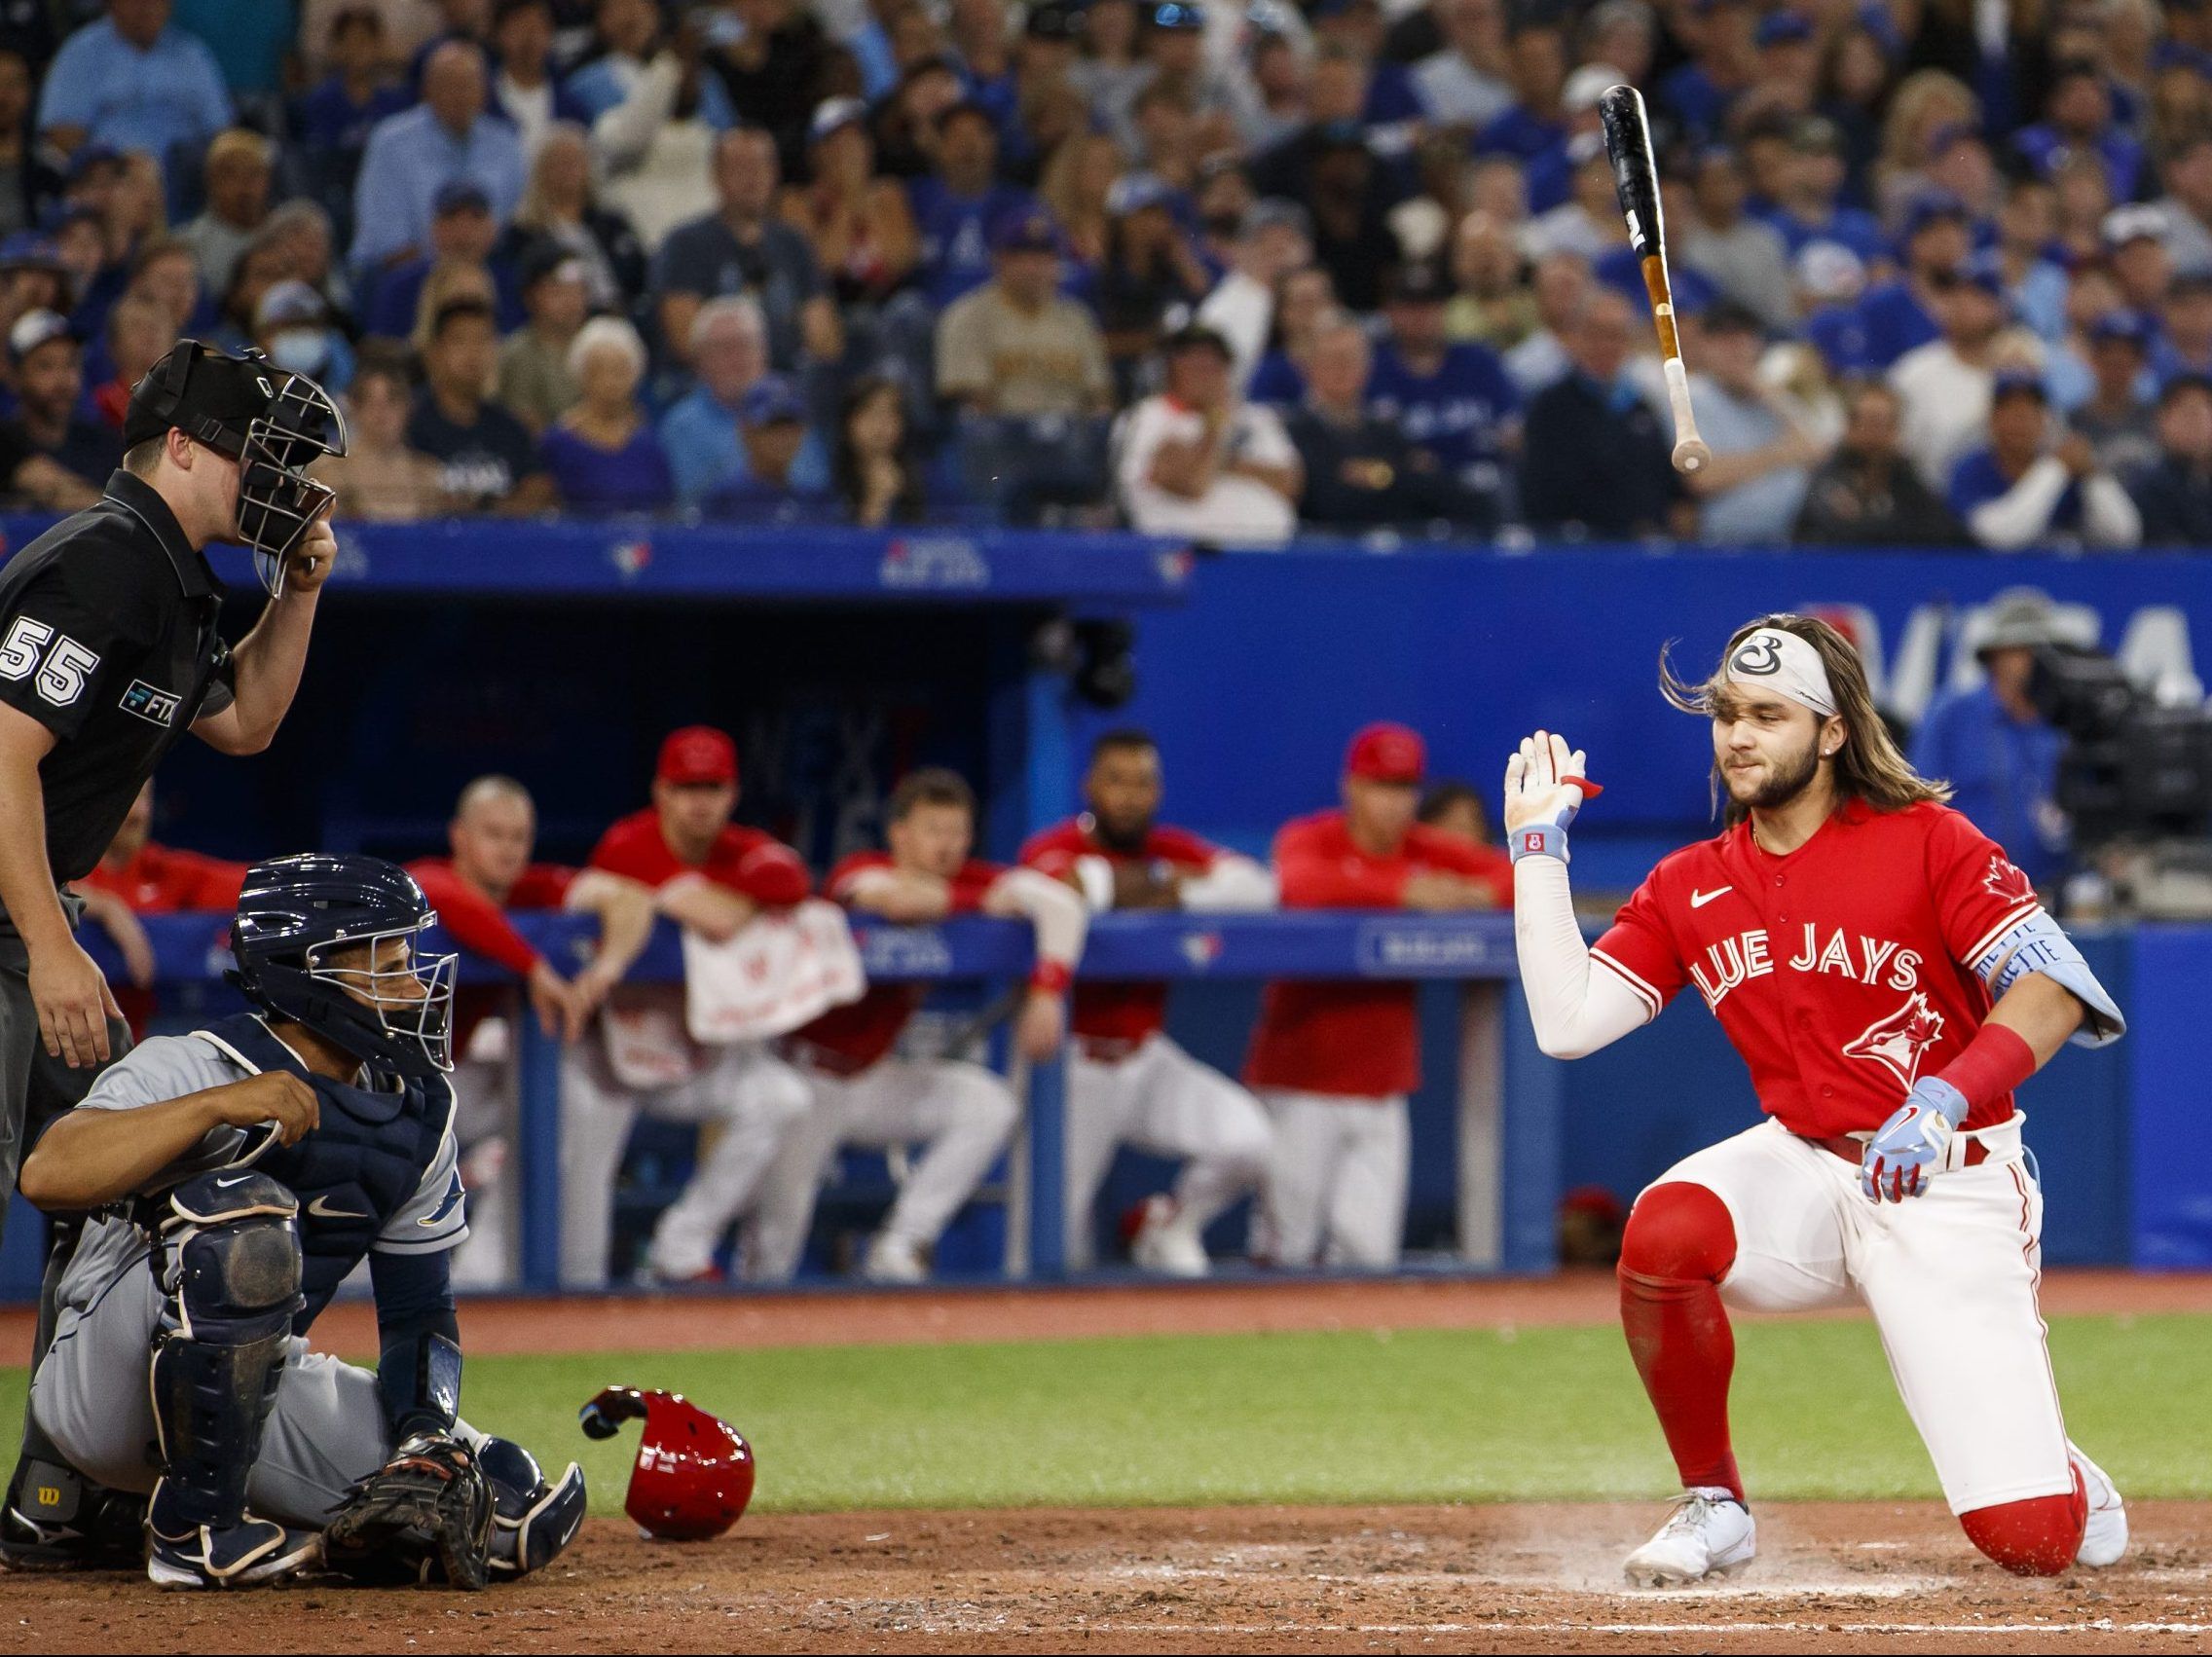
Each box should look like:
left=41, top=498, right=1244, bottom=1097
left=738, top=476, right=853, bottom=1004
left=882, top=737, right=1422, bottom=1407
left=193, top=1013, right=460, bottom=1329
left=149, top=1170, right=307, bottom=1533
left=579, top=1387, right=756, bottom=1540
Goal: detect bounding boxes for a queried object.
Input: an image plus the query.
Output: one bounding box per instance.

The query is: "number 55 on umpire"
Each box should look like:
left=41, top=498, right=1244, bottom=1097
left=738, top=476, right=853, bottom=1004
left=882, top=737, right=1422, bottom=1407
left=0, top=339, right=346, bottom=1565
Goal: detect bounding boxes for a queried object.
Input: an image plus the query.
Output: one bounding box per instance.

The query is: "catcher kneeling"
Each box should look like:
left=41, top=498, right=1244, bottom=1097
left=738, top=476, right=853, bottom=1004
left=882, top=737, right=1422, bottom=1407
left=18, top=854, right=584, bottom=1590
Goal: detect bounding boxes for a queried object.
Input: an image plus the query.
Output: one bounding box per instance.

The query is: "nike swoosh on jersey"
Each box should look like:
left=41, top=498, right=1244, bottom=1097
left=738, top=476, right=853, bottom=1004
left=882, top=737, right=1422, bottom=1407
left=307, top=1196, right=369, bottom=1220
left=1689, top=886, right=1733, bottom=908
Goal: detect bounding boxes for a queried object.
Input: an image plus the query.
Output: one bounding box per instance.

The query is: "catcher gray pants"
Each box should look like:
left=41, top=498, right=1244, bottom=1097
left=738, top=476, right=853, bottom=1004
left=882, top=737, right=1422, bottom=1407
left=30, top=1249, right=485, bottom=1528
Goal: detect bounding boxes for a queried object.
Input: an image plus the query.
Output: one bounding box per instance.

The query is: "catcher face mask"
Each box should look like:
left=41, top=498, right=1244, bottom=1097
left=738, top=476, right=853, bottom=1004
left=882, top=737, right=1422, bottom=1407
left=1721, top=627, right=1837, bottom=718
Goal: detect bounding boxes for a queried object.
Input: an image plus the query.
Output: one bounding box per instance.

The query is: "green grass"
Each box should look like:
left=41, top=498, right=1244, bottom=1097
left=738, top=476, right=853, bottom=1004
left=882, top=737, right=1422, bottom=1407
left=6, top=1313, right=2208, bottom=1514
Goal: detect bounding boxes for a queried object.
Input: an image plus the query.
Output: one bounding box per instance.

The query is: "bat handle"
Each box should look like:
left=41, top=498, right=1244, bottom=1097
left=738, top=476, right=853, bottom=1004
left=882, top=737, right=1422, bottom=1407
left=1661, top=352, right=1711, bottom=475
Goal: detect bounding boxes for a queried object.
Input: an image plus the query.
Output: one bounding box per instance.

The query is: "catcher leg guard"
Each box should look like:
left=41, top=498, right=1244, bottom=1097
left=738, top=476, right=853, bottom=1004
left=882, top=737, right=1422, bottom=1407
left=145, top=1172, right=313, bottom=1590
left=479, top=1437, right=586, bottom=1578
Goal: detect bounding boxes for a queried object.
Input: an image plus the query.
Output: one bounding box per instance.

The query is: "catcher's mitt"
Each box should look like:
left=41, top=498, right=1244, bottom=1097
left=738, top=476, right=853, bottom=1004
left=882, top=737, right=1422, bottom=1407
left=323, top=1432, right=496, bottom=1590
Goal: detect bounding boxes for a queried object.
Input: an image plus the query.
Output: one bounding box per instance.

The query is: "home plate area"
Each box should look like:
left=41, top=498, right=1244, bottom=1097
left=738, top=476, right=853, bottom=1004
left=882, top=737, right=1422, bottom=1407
left=14, top=1501, right=2212, bottom=1655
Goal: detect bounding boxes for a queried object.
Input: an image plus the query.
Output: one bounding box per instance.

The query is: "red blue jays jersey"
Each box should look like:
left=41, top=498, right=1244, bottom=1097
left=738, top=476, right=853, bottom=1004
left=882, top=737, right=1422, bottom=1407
left=1589, top=799, right=2042, bottom=1136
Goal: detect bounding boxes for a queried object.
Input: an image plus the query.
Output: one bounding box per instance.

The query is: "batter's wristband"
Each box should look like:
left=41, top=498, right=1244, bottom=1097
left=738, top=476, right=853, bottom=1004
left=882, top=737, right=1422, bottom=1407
left=1028, top=960, right=1073, bottom=996
left=1934, top=1022, right=2036, bottom=1115
left=1509, top=823, right=1567, bottom=864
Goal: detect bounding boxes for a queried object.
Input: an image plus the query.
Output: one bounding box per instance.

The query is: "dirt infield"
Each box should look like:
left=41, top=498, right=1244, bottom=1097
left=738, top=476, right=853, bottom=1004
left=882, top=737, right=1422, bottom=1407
left=2, top=1267, right=2195, bottom=1361
left=12, top=1501, right=2212, bottom=1655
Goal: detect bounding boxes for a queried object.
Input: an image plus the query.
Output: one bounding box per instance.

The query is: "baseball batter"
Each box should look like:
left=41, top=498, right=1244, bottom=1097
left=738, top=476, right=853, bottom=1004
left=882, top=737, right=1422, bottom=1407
left=19, top=856, right=582, bottom=1589
left=749, top=767, right=1086, bottom=1283
left=1505, top=614, right=2128, bottom=1585
left=1020, top=728, right=1275, bottom=1275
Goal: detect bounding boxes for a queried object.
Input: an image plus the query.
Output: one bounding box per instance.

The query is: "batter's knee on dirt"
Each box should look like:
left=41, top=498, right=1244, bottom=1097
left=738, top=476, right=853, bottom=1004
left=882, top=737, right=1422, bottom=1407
left=478, top=1436, right=587, bottom=1579
left=1959, top=1480, right=2088, bottom=1577
left=1619, top=1182, right=1737, bottom=1285
left=150, top=1172, right=308, bottom=1528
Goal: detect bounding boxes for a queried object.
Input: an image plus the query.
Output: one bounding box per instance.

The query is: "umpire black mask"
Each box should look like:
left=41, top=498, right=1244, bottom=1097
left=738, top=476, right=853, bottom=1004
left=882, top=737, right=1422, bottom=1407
left=124, top=340, right=349, bottom=599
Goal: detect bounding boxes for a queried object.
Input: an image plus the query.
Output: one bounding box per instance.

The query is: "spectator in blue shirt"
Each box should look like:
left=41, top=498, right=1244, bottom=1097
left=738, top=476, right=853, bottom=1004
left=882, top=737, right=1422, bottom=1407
left=1947, top=370, right=2142, bottom=551
left=1794, top=241, right=1875, bottom=377
left=1856, top=192, right=1973, bottom=369
left=350, top=40, right=528, bottom=274
left=406, top=295, right=555, bottom=514
left=2103, top=203, right=2174, bottom=319
left=2128, top=374, right=2212, bottom=548
left=1909, top=588, right=2071, bottom=891
left=360, top=180, right=523, bottom=342
left=1763, top=117, right=1886, bottom=265
left=34, top=0, right=234, bottom=168
left=2011, top=60, right=2146, bottom=204
left=564, top=0, right=735, bottom=129
left=908, top=99, right=1035, bottom=309
left=291, top=7, right=410, bottom=227
left=657, top=294, right=830, bottom=507
left=541, top=314, right=676, bottom=516
left=1658, top=0, right=1755, bottom=136
left=2155, top=272, right=2212, bottom=386
left=1366, top=261, right=1519, bottom=513
left=1509, top=58, right=1612, bottom=217
left=702, top=374, right=836, bottom=520
left=652, top=126, right=841, bottom=376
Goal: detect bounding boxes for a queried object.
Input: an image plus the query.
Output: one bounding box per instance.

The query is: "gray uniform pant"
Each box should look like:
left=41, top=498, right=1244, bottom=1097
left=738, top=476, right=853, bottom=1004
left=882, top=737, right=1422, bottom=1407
left=30, top=1250, right=483, bottom=1528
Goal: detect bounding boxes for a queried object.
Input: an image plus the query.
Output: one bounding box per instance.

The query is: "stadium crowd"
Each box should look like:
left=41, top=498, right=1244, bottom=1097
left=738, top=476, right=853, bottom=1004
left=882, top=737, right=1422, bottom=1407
left=0, top=0, right=2207, bottom=545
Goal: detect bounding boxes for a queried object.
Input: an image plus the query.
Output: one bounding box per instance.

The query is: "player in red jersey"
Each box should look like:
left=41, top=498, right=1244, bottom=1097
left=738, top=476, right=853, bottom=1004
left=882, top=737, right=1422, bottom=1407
left=1246, top=722, right=1513, bottom=1268
left=406, top=774, right=657, bottom=1286
left=1506, top=615, right=2129, bottom=1586
left=1021, top=728, right=1275, bottom=1275
left=72, top=782, right=248, bottom=1036
left=750, top=768, right=1087, bottom=1283
left=558, top=726, right=816, bottom=1286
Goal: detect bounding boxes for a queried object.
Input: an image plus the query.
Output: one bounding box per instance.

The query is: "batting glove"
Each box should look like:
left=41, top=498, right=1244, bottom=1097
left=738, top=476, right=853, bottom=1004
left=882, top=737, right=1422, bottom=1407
left=1502, top=730, right=1602, bottom=864
left=1860, top=1078, right=1969, bottom=1203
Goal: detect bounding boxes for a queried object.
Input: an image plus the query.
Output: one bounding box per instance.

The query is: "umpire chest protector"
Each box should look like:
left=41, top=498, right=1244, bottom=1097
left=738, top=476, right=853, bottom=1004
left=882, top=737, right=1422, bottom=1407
left=192, top=1013, right=458, bottom=1330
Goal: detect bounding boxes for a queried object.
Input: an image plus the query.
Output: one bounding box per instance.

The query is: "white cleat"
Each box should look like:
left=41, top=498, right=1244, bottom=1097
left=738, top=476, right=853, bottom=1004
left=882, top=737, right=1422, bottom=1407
left=1129, top=1197, right=1210, bottom=1278
left=1623, top=1488, right=1757, bottom=1587
left=861, top=1233, right=929, bottom=1284
left=2070, top=1443, right=2128, bottom=1568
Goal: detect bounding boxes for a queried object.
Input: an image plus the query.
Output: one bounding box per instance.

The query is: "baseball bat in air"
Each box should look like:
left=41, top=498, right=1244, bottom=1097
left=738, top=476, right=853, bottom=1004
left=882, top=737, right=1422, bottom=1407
left=1598, top=83, right=1711, bottom=476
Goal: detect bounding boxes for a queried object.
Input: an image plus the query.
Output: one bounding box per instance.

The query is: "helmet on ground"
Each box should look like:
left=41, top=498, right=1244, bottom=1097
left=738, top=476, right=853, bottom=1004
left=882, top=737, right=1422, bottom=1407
left=229, top=854, right=457, bottom=1076
left=579, top=1386, right=756, bottom=1541
left=124, top=339, right=348, bottom=598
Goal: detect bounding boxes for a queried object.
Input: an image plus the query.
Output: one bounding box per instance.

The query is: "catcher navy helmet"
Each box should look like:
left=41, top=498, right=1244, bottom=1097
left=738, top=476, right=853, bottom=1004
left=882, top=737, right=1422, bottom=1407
left=230, top=854, right=457, bottom=1077
left=579, top=1387, right=755, bottom=1541
left=125, top=339, right=347, bottom=600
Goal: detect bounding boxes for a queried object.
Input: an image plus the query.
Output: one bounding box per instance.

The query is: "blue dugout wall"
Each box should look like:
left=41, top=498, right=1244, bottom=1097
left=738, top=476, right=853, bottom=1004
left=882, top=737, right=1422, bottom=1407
left=4, top=517, right=2204, bottom=1274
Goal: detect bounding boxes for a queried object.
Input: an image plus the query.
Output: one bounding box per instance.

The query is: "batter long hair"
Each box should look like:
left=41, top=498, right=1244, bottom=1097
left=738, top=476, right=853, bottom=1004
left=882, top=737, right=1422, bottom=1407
left=1659, top=612, right=1950, bottom=827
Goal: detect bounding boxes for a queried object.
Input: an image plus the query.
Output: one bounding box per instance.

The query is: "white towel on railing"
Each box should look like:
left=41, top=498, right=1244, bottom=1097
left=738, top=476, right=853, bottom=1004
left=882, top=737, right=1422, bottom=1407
left=680, top=898, right=866, bottom=1045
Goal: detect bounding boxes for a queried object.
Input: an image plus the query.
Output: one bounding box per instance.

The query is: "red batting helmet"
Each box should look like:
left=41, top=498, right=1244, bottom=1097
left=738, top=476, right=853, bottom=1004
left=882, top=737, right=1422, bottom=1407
left=579, top=1385, right=756, bottom=1540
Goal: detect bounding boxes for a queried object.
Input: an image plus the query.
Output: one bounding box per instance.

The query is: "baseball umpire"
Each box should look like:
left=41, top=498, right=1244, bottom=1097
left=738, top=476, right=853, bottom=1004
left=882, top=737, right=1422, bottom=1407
left=18, top=854, right=585, bottom=1590
left=0, top=340, right=346, bottom=1565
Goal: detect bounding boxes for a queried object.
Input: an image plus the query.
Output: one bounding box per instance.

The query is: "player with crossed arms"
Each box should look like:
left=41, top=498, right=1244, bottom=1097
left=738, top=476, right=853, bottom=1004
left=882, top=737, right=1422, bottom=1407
left=1505, top=614, right=2128, bottom=1585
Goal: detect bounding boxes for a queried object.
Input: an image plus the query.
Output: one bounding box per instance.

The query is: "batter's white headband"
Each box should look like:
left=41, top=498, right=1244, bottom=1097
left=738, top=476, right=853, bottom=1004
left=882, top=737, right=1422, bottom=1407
left=1722, top=627, right=1837, bottom=718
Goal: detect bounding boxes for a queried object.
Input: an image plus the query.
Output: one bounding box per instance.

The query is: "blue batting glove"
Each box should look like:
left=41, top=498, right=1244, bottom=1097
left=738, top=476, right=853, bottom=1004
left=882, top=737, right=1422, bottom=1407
left=1860, top=1078, right=1969, bottom=1203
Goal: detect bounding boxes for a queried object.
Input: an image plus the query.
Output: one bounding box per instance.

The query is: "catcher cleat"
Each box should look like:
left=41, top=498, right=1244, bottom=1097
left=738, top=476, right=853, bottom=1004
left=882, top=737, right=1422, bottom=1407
left=1623, top=1488, right=1757, bottom=1587
left=1, top=1459, right=143, bottom=1573
left=146, top=1481, right=319, bottom=1590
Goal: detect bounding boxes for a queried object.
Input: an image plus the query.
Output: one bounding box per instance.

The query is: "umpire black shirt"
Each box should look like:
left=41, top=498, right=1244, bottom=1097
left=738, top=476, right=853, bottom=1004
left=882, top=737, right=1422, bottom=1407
left=0, top=470, right=234, bottom=884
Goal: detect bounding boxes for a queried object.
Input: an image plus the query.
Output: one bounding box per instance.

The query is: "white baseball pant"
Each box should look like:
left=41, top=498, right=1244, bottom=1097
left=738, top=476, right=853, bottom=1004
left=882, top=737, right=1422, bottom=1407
left=558, top=1038, right=811, bottom=1285
left=1064, top=1034, right=1272, bottom=1268
left=1653, top=1116, right=2075, bottom=1514
left=1257, top=1088, right=1409, bottom=1269
left=743, top=1056, right=1018, bottom=1282
left=447, top=1051, right=517, bottom=1290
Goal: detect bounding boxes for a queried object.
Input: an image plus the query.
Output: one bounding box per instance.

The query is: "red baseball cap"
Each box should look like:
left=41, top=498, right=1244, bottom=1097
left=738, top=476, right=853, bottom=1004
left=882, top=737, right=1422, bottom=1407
left=657, top=725, right=738, bottom=788
left=1345, top=721, right=1425, bottom=784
